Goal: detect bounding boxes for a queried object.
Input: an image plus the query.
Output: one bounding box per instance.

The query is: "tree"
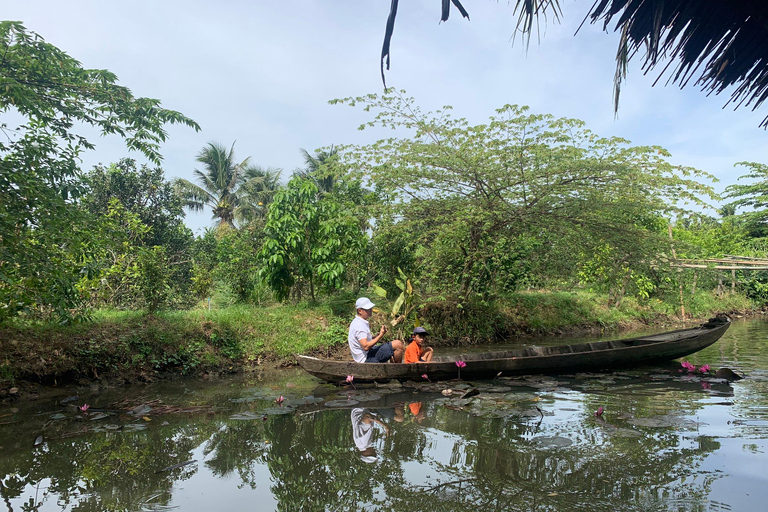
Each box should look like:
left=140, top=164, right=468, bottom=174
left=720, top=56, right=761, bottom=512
left=334, top=91, right=716, bottom=300
left=82, top=158, right=192, bottom=251
left=724, top=162, right=768, bottom=239
left=77, top=159, right=195, bottom=310
left=174, top=142, right=280, bottom=228
left=237, top=164, right=283, bottom=224
left=380, top=2, right=768, bottom=126
left=0, top=21, right=199, bottom=321
left=294, top=146, right=339, bottom=194
left=258, top=176, right=367, bottom=301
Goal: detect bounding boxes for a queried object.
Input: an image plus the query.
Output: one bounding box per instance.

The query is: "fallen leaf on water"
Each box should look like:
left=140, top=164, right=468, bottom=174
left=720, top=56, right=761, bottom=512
left=548, top=493, right=558, bottom=496
left=142, top=416, right=151, bottom=422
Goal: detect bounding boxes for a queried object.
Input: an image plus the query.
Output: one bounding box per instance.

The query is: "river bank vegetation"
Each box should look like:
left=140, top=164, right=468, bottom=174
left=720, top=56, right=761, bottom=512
left=3, top=23, right=768, bottom=386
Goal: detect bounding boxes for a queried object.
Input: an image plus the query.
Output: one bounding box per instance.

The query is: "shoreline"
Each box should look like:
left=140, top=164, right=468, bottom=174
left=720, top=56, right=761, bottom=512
left=1, top=295, right=761, bottom=398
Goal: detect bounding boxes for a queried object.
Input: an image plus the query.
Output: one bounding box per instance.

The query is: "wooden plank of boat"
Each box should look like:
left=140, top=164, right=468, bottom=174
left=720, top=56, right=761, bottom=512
left=296, top=316, right=731, bottom=383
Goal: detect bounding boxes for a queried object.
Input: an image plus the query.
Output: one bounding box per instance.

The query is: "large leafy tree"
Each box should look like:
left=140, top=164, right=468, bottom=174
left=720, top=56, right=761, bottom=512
left=174, top=142, right=281, bottom=228
left=258, top=176, right=367, bottom=301
left=82, top=158, right=192, bottom=251
left=334, top=91, right=716, bottom=300
left=0, top=21, right=199, bottom=321
left=78, top=159, right=195, bottom=310
left=723, top=162, right=768, bottom=239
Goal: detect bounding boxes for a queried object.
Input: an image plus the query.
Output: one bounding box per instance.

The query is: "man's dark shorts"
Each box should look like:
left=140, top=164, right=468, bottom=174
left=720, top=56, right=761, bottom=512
left=365, top=342, right=395, bottom=363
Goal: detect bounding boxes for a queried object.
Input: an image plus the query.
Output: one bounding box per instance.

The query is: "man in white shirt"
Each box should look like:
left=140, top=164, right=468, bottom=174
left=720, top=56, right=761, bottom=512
left=348, top=297, right=404, bottom=363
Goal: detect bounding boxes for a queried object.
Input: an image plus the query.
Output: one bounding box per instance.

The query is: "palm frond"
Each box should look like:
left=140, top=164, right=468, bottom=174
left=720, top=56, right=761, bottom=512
left=381, top=0, right=768, bottom=126
left=173, top=178, right=215, bottom=212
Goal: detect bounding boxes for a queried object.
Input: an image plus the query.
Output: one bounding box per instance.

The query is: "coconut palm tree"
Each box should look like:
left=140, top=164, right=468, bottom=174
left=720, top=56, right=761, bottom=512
left=237, top=164, right=283, bottom=223
left=294, top=145, right=338, bottom=194
left=174, top=142, right=246, bottom=228
left=175, top=142, right=278, bottom=228
left=175, top=142, right=283, bottom=228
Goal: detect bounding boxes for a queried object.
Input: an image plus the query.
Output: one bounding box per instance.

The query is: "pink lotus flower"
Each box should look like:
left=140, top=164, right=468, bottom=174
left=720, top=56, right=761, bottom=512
left=78, top=404, right=89, bottom=413
left=594, top=406, right=604, bottom=417
left=455, top=360, right=466, bottom=379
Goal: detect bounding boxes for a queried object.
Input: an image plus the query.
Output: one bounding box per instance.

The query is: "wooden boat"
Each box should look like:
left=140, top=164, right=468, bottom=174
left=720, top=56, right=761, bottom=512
left=297, top=316, right=731, bottom=383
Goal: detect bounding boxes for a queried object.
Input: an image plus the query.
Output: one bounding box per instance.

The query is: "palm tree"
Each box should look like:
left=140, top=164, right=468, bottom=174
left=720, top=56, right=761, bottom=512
left=294, top=145, right=338, bottom=194
left=237, top=164, right=283, bottom=222
left=175, top=142, right=281, bottom=228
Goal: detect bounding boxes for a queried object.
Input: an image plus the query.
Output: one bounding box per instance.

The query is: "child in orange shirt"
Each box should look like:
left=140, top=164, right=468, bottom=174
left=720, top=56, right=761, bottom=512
left=404, top=327, right=434, bottom=363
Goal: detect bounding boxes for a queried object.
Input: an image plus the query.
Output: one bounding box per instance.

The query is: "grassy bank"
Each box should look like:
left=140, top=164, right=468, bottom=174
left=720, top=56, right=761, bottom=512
left=0, top=290, right=757, bottom=386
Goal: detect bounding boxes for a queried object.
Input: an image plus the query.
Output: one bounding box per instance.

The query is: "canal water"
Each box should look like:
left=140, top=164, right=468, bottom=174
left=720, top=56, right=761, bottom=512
left=1, top=317, right=767, bottom=511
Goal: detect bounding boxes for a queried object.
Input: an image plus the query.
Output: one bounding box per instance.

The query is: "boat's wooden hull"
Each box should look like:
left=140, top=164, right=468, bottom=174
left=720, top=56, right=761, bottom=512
left=297, top=317, right=731, bottom=383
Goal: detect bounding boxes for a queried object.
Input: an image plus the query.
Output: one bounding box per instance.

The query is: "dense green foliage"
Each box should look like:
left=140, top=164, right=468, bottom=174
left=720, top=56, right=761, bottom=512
left=0, top=21, right=198, bottom=321
left=2, top=20, right=768, bottom=369
left=334, top=92, right=717, bottom=307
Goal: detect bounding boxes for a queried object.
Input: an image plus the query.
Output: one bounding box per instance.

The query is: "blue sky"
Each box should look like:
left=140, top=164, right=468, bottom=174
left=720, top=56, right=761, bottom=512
left=6, top=1, right=767, bottom=233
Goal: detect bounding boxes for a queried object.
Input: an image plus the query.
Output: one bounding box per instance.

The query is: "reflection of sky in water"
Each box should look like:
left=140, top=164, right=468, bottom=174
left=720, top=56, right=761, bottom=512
left=161, top=446, right=277, bottom=512
left=3, top=318, right=768, bottom=511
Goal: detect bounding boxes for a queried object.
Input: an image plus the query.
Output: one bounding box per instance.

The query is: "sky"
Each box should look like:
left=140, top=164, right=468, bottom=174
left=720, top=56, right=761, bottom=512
left=5, top=1, right=767, bottom=234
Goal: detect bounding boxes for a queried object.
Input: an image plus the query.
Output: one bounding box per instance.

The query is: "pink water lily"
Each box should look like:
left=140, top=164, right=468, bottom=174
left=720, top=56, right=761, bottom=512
left=345, top=375, right=356, bottom=389
left=681, top=361, right=696, bottom=373
left=455, top=360, right=466, bottom=379
left=275, top=396, right=284, bottom=405
left=78, top=404, right=89, bottom=413
left=699, top=364, right=711, bottom=374
left=422, top=374, right=431, bottom=382
left=594, top=406, right=604, bottom=417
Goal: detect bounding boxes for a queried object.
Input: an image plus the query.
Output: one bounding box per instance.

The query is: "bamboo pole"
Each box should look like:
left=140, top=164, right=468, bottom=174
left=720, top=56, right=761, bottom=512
left=668, top=224, right=685, bottom=319
left=671, top=264, right=768, bottom=270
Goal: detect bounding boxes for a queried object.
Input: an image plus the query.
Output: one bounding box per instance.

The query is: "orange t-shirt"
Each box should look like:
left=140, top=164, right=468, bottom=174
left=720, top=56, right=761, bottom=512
left=404, top=342, right=424, bottom=363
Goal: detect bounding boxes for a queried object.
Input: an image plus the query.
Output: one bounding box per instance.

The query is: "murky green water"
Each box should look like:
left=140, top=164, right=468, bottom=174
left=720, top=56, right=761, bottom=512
left=2, top=318, right=767, bottom=511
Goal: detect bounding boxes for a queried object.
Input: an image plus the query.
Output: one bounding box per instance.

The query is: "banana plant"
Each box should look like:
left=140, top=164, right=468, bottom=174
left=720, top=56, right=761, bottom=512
left=373, top=268, right=420, bottom=330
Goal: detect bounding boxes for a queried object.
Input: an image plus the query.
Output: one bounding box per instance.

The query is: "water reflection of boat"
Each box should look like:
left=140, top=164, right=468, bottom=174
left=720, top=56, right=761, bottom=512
left=297, top=317, right=731, bottom=383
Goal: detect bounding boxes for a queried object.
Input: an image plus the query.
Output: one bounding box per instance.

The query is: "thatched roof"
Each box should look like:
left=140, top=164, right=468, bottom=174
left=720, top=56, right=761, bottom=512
left=381, top=0, right=768, bottom=127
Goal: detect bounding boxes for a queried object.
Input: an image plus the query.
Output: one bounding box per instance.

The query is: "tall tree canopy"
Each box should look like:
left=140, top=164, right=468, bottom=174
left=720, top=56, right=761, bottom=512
left=724, top=162, right=768, bottom=239
left=0, top=21, right=198, bottom=320
left=381, top=1, right=768, bottom=126
left=334, top=91, right=716, bottom=299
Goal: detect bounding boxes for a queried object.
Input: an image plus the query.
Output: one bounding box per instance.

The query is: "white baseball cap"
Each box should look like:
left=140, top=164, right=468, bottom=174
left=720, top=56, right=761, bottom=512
left=355, top=297, right=375, bottom=310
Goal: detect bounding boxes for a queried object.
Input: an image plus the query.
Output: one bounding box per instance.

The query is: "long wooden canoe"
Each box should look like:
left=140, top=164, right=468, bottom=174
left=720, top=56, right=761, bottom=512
left=297, top=316, right=731, bottom=383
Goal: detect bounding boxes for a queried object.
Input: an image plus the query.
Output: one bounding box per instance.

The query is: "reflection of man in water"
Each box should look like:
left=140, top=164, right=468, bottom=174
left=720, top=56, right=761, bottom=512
left=351, top=408, right=390, bottom=463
